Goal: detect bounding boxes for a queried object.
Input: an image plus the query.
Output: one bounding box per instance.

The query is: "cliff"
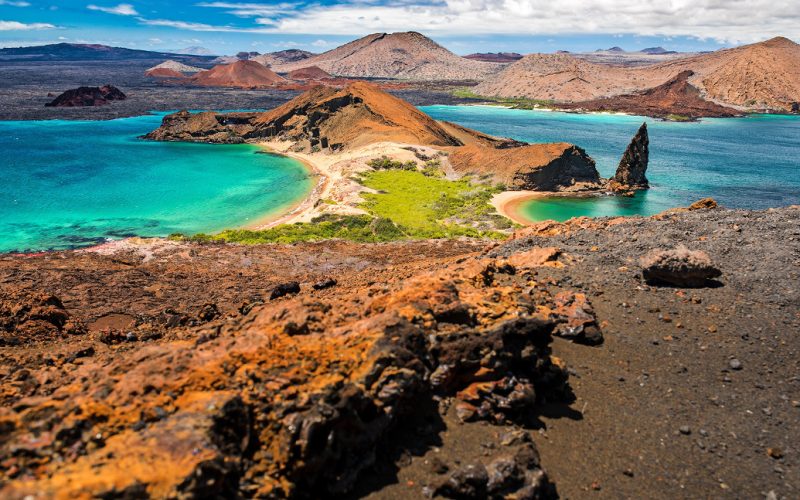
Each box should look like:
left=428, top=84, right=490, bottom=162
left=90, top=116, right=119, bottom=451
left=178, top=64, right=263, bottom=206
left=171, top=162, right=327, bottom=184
left=448, top=142, right=602, bottom=191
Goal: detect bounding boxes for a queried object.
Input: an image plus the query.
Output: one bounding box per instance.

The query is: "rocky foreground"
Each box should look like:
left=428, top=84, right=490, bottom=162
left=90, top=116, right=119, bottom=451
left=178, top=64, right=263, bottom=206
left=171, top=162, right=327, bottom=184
left=1, top=205, right=798, bottom=498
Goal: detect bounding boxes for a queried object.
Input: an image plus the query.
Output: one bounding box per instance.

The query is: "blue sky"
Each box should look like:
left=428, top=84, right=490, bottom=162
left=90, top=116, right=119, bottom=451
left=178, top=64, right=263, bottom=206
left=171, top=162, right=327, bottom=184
left=1, top=1, right=796, bottom=55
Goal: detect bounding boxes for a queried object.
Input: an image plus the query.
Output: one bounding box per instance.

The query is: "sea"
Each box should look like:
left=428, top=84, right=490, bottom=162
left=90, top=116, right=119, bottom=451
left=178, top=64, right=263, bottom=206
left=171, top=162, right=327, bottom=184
left=422, top=105, right=800, bottom=222
left=1, top=106, right=798, bottom=251
left=0, top=113, right=312, bottom=252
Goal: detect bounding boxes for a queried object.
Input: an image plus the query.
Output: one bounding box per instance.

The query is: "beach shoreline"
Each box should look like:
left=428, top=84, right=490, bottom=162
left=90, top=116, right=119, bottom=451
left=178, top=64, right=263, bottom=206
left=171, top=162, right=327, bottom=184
left=491, top=189, right=608, bottom=225
left=243, top=146, right=327, bottom=230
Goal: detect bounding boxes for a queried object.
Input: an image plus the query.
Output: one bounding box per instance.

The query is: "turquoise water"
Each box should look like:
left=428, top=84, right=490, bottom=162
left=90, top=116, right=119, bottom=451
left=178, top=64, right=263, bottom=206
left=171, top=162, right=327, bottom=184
left=0, top=114, right=312, bottom=252
left=421, top=106, right=800, bottom=222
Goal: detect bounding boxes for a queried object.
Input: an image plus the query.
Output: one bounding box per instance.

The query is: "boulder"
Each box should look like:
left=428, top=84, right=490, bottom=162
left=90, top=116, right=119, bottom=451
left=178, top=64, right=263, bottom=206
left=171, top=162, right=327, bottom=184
left=640, top=246, right=722, bottom=287
left=45, top=85, right=126, bottom=107
left=611, top=122, right=649, bottom=190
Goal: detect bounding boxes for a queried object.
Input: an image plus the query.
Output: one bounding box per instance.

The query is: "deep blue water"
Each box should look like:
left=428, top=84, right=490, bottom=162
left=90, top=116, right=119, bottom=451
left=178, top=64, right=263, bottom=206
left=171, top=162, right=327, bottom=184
left=0, top=114, right=312, bottom=252
left=421, top=105, right=800, bottom=221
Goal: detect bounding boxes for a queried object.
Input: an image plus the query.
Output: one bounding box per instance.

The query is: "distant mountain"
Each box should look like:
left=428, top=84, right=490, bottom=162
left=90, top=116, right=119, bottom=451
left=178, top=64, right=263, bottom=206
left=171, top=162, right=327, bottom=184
left=463, top=52, right=523, bottom=63
left=174, top=46, right=215, bottom=56
left=640, top=47, right=677, bottom=55
left=0, top=43, right=214, bottom=64
left=596, top=46, right=625, bottom=53
left=475, top=36, right=800, bottom=112
left=272, top=32, right=504, bottom=80
left=251, top=49, right=315, bottom=68
left=187, top=60, right=286, bottom=88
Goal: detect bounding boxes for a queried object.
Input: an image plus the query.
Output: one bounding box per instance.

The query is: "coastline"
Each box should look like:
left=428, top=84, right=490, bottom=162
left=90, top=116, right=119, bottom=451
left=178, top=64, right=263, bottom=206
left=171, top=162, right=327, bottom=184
left=244, top=146, right=327, bottom=229
left=491, top=189, right=610, bottom=225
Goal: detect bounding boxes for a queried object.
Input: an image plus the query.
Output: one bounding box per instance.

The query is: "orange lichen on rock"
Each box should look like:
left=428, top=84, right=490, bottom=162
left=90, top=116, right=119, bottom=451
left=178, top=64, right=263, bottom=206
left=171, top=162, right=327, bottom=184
left=0, top=247, right=594, bottom=498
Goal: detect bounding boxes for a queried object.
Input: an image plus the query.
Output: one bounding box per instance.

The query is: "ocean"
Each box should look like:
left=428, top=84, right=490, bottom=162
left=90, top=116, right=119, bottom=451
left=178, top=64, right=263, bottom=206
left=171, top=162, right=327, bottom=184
left=421, top=105, right=800, bottom=221
left=0, top=113, right=312, bottom=252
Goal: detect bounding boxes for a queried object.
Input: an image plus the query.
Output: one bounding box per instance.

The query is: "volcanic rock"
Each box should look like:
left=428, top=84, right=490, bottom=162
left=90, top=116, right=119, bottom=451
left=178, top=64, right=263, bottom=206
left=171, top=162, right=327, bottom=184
left=448, top=141, right=602, bottom=191
left=0, top=250, right=574, bottom=498
left=559, top=71, right=741, bottom=119
left=0, top=290, right=85, bottom=345
left=143, top=110, right=258, bottom=143
left=45, top=85, right=126, bottom=107
left=640, top=246, right=722, bottom=287
left=610, top=122, right=649, bottom=190
left=187, top=60, right=286, bottom=88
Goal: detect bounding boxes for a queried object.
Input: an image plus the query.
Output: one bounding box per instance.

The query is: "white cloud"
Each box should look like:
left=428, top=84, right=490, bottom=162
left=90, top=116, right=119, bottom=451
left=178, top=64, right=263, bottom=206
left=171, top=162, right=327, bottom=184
left=311, top=39, right=329, bottom=47
left=191, top=0, right=800, bottom=44
left=87, top=3, right=138, bottom=16
left=0, top=20, right=56, bottom=30
left=0, top=1, right=31, bottom=7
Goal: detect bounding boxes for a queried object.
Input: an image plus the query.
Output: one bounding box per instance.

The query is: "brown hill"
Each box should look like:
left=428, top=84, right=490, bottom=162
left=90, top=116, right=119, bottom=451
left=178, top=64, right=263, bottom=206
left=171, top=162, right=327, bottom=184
left=252, top=81, right=464, bottom=150
left=558, top=70, right=741, bottom=119
left=474, top=53, right=657, bottom=102
left=273, top=32, right=504, bottom=80
left=146, top=82, right=602, bottom=191
left=646, top=36, right=800, bottom=111
left=287, top=66, right=332, bottom=80
left=144, top=67, right=184, bottom=79
left=475, top=37, right=800, bottom=112
left=45, top=85, right=126, bottom=107
left=188, top=60, right=286, bottom=88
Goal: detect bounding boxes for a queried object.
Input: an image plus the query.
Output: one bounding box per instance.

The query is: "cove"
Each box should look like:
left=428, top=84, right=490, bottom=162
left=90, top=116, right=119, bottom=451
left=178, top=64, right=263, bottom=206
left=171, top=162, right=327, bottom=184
left=421, top=105, right=800, bottom=222
left=0, top=114, right=312, bottom=252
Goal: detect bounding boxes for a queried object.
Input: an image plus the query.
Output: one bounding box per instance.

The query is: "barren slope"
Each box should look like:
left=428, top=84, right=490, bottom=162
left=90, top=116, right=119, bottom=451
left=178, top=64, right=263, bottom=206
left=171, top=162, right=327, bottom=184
left=188, top=60, right=286, bottom=88
left=477, top=37, right=800, bottom=111
left=273, top=32, right=504, bottom=80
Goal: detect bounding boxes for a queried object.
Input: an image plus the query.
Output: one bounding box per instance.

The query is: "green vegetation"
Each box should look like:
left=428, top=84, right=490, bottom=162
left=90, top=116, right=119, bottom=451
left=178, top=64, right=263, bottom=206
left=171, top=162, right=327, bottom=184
left=172, top=214, right=405, bottom=244
left=174, top=156, right=515, bottom=244
left=357, top=169, right=512, bottom=238
left=453, top=89, right=555, bottom=110
left=367, top=156, right=418, bottom=171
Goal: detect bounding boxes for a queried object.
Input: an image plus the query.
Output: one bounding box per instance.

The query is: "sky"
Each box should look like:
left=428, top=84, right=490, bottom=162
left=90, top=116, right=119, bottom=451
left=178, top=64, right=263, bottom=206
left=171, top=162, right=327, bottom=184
left=0, top=1, right=797, bottom=55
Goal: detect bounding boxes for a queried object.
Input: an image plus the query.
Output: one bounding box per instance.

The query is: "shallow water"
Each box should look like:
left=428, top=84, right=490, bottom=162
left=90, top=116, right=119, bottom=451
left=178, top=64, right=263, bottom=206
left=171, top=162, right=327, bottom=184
left=0, top=114, right=312, bottom=252
left=421, top=106, right=800, bottom=221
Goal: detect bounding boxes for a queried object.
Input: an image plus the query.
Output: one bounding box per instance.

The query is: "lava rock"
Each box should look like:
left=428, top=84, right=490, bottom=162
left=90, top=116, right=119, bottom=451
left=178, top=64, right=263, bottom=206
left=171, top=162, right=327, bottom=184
left=640, top=246, right=722, bottom=287
left=270, top=282, right=301, bottom=300
left=45, top=85, right=126, bottom=107
left=612, top=122, right=649, bottom=189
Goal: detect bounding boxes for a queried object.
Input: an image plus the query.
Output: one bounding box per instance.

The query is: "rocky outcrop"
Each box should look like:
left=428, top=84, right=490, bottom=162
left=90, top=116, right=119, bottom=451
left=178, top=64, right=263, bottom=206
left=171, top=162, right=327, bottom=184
left=45, top=85, right=126, bottom=107
left=449, top=142, right=602, bottom=191
left=143, top=110, right=258, bottom=143
left=610, top=122, right=649, bottom=190
left=640, top=246, right=722, bottom=287
left=0, top=290, right=85, bottom=345
left=558, top=71, right=741, bottom=119
left=0, top=246, right=580, bottom=498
